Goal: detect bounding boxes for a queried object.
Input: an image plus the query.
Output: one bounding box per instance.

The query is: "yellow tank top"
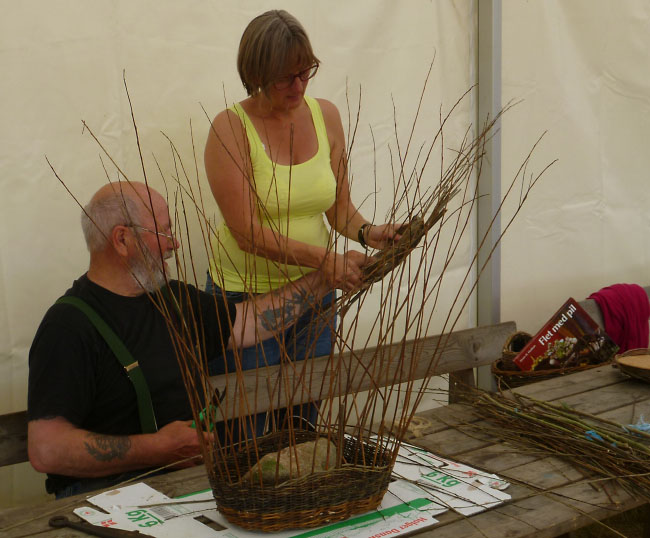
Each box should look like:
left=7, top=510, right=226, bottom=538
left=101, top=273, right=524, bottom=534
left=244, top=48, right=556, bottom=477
left=209, top=96, right=336, bottom=293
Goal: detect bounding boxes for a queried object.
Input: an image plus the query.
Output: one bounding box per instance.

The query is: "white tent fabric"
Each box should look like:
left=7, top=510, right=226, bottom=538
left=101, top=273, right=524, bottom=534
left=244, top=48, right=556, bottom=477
left=500, top=1, right=650, bottom=330
left=0, top=0, right=475, bottom=504
left=1, top=0, right=649, bottom=506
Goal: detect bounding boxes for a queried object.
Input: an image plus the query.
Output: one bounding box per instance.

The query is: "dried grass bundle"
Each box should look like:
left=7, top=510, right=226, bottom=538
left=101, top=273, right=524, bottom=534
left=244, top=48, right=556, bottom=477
left=472, top=391, right=650, bottom=500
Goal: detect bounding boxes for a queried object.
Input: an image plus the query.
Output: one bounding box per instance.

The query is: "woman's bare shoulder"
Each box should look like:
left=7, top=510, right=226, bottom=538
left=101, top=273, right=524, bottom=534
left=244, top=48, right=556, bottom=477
left=207, top=104, right=249, bottom=146
left=314, top=97, right=341, bottom=118
left=315, top=98, right=344, bottom=138
left=211, top=105, right=245, bottom=130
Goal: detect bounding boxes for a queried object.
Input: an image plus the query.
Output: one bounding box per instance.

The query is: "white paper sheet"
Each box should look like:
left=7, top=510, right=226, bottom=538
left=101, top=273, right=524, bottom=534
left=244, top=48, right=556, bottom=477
left=76, top=443, right=510, bottom=537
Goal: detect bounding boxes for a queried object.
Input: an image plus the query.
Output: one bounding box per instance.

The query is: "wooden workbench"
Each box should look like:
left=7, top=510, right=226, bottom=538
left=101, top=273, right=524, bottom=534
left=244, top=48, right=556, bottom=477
left=1, top=365, right=648, bottom=537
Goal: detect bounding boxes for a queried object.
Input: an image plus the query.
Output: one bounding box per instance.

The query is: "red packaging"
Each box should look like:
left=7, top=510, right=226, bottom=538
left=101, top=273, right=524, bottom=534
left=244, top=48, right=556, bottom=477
left=513, top=298, right=618, bottom=371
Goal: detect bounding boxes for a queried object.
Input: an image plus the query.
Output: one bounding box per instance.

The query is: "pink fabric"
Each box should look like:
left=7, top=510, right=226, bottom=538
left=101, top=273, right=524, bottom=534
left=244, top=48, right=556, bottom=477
left=588, top=284, right=650, bottom=353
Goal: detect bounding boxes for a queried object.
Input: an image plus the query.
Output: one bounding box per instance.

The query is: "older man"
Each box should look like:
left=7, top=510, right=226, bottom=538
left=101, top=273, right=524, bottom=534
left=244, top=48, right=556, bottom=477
left=27, top=181, right=330, bottom=497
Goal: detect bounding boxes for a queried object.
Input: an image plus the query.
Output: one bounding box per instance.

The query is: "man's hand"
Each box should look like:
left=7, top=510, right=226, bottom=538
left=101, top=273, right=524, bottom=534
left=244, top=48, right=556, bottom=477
left=154, top=420, right=208, bottom=469
left=28, top=416, right=208, bottom=478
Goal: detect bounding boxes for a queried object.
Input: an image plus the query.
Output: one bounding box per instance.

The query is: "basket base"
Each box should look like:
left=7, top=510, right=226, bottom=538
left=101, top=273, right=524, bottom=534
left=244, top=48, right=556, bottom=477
left=218, top=488, right=387, bottom=532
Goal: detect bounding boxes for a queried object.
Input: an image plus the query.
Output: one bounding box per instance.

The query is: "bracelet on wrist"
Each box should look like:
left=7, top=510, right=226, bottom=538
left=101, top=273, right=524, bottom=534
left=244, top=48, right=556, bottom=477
left=358, top=223, right=372, bottom=250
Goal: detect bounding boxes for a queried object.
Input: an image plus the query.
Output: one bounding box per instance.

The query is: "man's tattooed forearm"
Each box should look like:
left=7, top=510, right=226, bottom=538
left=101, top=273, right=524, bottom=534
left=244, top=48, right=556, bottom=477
left=84, top=433, right=131, bottom=461
left=259, top=290, right=315, bottom=332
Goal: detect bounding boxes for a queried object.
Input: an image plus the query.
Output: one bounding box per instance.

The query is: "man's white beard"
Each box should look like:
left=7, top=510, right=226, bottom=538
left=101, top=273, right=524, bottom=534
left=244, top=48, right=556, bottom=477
left=129, top=247, right=171, bottom=293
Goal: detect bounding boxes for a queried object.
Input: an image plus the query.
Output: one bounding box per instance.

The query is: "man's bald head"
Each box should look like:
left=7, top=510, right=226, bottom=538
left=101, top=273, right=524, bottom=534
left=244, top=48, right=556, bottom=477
left=81, top=181, right=165, bottom=253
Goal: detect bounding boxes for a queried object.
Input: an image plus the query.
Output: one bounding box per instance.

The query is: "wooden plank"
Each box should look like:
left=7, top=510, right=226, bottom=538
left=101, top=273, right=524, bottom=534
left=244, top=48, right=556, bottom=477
left=417, top=402, right=483, bottom=427
left=448, top=368, right=475, bottom=404
left=407, top=366, right=630, bottom=439
left=413, top=369, right=650, bottom=536
left=501, top=456, right=586, bottom=490
left=210, top=321, right=516, bottom=420
left=458, top=394, right=650, bottom=483
left=0, top=411, right=27, bottom=467
left=538, top=376, right=650, bottom=417
left=511, top=365, right=625, bottom=401
left=453, top=441, right=540, bottom=473
left=393, top=404, right=483, bottom=440
left=528, top=480, right=643, bottom=537
left=417, top=479, right=641, bottom=538
left=406, top=482, right=535, bottom=531
left=422, top=457, right=644, bottom=537
left=599, top=397, right=650, bottom=425
left=145, top=465, right=210, bottom=498
left=417, top=483, right=542, bottom=537
left=409, top=424, right=494, bottom=456
left=0, top=322, right=516, bottom=468
left=0, top=466, right=211, bottom=538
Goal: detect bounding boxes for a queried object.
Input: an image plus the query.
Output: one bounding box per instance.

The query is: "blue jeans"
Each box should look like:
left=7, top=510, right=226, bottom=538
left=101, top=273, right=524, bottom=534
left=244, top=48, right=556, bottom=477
left=206, top=273, right=335, bottom=439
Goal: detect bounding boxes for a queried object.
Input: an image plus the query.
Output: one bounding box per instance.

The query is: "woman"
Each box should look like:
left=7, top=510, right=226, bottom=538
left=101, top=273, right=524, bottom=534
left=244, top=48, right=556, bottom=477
left=204, top=10, right=398, bottom=433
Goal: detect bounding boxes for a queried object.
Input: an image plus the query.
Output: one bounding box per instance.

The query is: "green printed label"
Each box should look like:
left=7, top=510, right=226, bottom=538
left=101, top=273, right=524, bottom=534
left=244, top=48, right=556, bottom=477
left=125, top=509, right=163, bottom=528
left=422, top=471, right=460, bottom=487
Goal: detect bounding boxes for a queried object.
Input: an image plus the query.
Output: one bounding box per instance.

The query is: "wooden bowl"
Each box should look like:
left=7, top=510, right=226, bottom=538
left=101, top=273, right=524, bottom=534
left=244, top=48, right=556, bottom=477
left=615, top=348, right=650, bottom=383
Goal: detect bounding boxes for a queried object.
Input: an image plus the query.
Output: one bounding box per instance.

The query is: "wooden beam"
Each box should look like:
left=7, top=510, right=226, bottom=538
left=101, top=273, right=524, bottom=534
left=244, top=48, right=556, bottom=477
left=1, top=322, right=515, bottom=467
left=0, top=411, right=28, bottom=467
left=209, top=321, right=516, bottom=420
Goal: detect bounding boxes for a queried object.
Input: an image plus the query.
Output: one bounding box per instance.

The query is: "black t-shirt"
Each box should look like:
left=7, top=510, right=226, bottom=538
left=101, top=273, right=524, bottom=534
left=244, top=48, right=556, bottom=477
left=27, top=274, right=236, bottom=492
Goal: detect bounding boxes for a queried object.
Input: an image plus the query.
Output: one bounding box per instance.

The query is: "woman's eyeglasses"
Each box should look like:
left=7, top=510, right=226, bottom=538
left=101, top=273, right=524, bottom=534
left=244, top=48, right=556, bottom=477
left=272, top=64, right=319, bottom=91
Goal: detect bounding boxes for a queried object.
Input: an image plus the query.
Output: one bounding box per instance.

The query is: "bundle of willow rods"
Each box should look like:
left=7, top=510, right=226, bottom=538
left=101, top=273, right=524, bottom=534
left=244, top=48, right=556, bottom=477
left=472, top=391, right=650, bottom=500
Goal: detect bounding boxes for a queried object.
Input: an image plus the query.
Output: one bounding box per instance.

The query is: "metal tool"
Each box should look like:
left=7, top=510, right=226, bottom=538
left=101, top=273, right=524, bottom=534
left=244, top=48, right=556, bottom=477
left=48, top=515, right=143, bottom=537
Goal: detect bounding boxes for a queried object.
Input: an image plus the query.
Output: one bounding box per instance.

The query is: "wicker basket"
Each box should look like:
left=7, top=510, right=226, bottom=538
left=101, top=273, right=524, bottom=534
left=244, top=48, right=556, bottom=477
left=615, top=348, right=650, bottom=383
left=492, top=359, right=608, bottom=389
left=492, top=331, right=613, bottom=388
left=208, top=430, right=393, bottom=531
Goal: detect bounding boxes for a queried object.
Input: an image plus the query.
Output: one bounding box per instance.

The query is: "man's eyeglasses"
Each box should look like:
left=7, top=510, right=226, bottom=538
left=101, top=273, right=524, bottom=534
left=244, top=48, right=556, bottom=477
left=272, top=64, right=319, bottom=91
left=127, top=224, right=174, bottom=242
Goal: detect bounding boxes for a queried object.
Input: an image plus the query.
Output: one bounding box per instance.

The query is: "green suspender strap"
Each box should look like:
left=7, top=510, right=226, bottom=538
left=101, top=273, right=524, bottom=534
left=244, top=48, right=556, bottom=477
left=55, top=296, right=158, bottom=434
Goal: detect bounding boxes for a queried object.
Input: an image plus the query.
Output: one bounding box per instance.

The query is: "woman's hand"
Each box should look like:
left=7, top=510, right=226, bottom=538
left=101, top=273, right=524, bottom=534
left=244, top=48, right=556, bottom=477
left=323, top=251, right=368, bottom=292
left=362, top=223, right=404, bottom=250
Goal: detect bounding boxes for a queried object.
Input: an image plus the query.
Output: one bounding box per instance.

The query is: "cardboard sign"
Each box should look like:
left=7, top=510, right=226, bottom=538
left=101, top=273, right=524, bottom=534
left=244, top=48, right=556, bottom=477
left=75, top=442, right=510, bottom=537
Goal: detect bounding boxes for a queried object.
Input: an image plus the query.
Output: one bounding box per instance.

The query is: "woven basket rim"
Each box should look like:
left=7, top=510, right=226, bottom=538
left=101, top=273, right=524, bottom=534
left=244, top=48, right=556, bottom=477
left=616, top=347, right=650, bottom=359
left=491, top=358, right=610, bottom=378
left=502, top=331, right=533, bottom=355
left=210, top=430, right=391, bottom=484
left=615, top=348, right=650, bottom=383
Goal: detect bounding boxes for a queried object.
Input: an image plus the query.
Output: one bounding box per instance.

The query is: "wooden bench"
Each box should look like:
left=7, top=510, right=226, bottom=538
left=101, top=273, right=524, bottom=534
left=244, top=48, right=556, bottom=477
left=0, top=321, right=516, bottom=469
